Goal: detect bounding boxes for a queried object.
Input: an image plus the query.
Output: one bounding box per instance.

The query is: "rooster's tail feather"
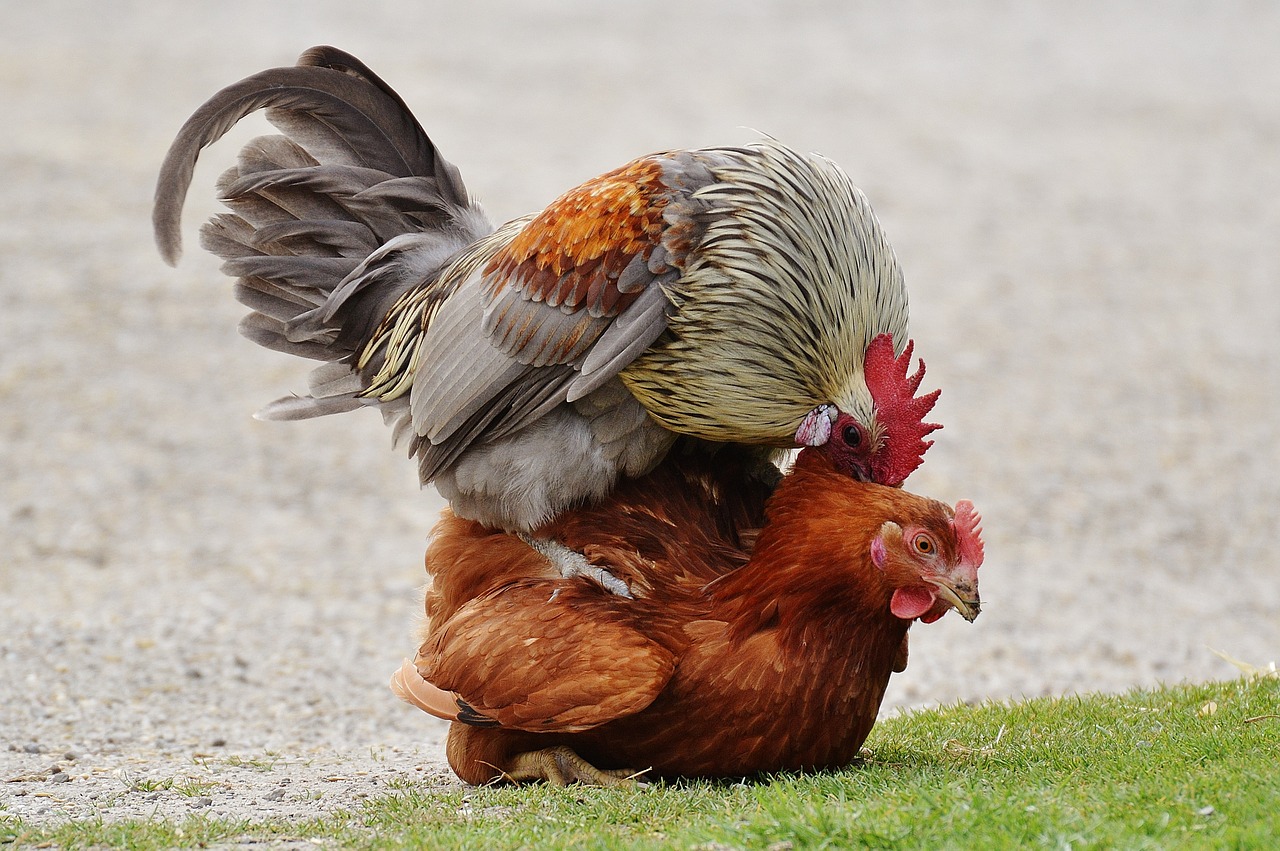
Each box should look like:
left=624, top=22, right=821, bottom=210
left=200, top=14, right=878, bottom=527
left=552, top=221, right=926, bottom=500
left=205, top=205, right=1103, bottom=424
left=153, top=46, right=492, bottom=422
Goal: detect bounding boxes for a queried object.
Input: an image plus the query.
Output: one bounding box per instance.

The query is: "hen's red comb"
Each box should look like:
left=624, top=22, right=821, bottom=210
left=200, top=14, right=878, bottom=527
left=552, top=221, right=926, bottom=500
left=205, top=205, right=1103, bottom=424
left=952, top=499, right=985, bottom=567
left=864, top=334, right=942, bottom=486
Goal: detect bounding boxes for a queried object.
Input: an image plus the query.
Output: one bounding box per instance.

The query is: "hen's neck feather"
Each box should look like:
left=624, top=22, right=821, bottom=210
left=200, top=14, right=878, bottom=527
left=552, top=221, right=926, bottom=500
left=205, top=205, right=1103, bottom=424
left=710, top=452, right=900, bottom=638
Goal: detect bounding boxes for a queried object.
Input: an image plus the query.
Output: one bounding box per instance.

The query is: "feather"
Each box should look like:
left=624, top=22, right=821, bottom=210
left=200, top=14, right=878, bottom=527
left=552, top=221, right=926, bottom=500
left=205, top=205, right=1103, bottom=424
left=356, top=176, right=463, bottom=216
left=237, top=314, right=335, bottom=361
left=294, top=45, right=469, bottom=206
left=569, top=282, right=673, bottom=401
left=221, top=256, right=355, bottom=294
left=410, top=277, right=521, bottom=443
left=307, top=361, right=364, bottom=397
left=381, top=398, right=414, bottom=450
left=251, top=219, right=377, bottom=257
left=390, top=659, right=464, bottom=721
left=200, top=215, right=265, bottom=262
left=416, top=580, right=676, bottom=733
left=222, top=168, right=359, bottom=227
left=414, top=363, right=577, bottom=483
left=236, top=134, right=320, bottom=174
left=255, top=393, right=365, bottom=421
left=232, top=280, right=315, bottom=321
left=154, top=46, right=468, bottom=263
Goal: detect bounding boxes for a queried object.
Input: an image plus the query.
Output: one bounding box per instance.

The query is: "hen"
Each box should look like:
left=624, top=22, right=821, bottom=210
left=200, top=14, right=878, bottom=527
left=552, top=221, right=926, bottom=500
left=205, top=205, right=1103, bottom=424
left=153, top=46, right=938, bottom=532
left=392, top=447, right=984, bottom=784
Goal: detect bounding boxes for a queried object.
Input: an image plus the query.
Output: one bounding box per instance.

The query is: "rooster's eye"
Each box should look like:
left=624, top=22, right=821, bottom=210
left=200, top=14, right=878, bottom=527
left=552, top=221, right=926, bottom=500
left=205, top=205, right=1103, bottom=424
left=913, top=534, right=935, bottom=555
left=842, top=425, right=861, bottom=447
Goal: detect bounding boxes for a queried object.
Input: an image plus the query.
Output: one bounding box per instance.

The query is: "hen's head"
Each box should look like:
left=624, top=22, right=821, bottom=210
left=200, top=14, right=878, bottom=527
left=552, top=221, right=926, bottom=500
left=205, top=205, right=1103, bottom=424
left=794, top=334, right=942, bottom=487
left=870, top=498, right=984, bottom=623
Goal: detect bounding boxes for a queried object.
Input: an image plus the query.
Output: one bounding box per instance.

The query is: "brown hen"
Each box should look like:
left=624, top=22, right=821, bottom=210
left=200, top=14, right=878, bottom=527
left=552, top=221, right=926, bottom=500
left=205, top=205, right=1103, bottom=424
left=393, top=448, right=983, bottom=784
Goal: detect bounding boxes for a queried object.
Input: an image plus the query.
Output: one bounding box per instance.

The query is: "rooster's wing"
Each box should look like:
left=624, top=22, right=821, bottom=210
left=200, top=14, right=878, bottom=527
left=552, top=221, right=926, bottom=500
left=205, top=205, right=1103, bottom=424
left=382, top=150, right=724, bottom=480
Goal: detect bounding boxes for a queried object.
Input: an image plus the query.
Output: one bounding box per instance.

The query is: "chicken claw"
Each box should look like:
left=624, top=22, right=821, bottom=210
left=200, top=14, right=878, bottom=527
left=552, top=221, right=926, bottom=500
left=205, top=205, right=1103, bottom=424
left=518, top=534, right=633, bottom=597
left=505, top=747, right=642, bottom=787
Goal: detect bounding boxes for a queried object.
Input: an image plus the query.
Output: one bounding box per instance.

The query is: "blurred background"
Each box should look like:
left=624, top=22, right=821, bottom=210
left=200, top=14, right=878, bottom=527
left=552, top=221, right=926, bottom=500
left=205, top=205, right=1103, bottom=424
left=2, top=0, right=1277, bottom=769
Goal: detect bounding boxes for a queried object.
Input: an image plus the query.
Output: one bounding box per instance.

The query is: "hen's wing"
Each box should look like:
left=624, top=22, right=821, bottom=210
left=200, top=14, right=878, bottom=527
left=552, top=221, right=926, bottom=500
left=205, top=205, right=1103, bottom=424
left=407, top=581, right=676, bottom=733
left=541, top=442, right=778, bottom=594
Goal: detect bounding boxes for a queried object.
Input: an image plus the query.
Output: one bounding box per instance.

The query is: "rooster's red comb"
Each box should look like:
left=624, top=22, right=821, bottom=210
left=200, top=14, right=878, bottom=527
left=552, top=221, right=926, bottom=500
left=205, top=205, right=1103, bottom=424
left=864, top=334, right=942, bottom=486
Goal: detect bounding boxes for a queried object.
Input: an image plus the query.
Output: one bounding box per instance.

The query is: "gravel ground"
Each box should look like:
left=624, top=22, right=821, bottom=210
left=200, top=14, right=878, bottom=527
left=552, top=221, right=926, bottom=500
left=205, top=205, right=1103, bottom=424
left=3, top=0, right=1277, bottom=827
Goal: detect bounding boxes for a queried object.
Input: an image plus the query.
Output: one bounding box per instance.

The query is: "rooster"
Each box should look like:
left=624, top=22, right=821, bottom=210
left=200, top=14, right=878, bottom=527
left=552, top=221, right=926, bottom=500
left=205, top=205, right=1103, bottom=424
left=392, top=446, right=983, bottom=785
left=153, top=46, right=939, bottom=533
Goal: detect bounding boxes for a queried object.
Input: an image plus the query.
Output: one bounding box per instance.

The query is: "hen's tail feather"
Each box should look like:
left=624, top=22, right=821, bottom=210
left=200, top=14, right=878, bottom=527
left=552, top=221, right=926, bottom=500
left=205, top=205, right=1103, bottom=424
left=390, top=658, right=462, bottom=722
left=154, top=45, right=494, bottom=424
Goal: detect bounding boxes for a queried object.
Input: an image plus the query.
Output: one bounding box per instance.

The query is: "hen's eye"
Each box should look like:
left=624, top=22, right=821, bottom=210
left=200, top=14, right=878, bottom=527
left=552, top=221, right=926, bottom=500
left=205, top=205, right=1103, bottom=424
left=842, top=424, right=861, bottom=447
left=913, top=534, right=935, bottom=555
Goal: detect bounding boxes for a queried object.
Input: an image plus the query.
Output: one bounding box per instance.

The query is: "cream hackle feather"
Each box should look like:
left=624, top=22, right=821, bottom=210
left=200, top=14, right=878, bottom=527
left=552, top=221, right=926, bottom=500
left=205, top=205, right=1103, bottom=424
left=621, top=140, right=908, bottom=443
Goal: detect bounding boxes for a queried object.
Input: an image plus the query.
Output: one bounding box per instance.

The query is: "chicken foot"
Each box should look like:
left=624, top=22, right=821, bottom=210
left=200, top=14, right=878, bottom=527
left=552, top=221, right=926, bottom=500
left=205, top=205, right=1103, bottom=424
left=505, top=746, right=642, bottom=787
left=517, top=534, right=632, bottom=597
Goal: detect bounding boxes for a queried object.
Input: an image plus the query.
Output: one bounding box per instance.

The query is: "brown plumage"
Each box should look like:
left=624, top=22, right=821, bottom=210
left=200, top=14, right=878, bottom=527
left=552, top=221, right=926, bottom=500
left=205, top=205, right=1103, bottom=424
left=392, top=447, right=984, bottom=784
left=153, top=46, right=939, bottom=533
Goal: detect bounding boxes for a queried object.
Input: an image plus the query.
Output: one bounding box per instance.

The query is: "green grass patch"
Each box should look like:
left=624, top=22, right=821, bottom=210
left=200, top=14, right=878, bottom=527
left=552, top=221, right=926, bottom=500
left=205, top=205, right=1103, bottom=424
left=6, top=676, right=1277, bottom=849
left=217, top=751, right=285, bottom=772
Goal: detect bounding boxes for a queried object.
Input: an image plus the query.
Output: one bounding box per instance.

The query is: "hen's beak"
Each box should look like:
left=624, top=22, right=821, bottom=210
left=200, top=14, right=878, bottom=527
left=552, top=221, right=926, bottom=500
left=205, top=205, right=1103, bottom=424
left=925, top=576, right=981, bottom=622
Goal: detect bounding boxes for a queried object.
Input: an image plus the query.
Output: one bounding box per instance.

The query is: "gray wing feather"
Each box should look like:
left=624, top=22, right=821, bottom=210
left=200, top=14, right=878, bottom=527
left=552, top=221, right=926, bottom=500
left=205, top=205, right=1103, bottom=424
left=483, top=295, right=612, bottom=368
left=406, top=271, right=674, bottom=478
left=412, top=363, right=577, bottom=482
left=410, top=277, right=527, bottom=443
left=567, top=282, right=673, bottom=401
left=380, top=398, right=414, bottom=450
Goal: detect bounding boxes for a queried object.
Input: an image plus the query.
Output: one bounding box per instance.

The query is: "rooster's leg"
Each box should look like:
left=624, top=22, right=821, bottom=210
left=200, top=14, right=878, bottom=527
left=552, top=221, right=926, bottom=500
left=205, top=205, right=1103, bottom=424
left=506, top=746, right=640, bottom=787
left=518, top=534, right=632, bottom=598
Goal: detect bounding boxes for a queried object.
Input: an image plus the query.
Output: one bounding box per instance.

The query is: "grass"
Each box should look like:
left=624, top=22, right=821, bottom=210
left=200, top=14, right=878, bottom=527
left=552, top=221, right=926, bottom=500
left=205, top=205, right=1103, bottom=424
left=4, top=676, right=1277, bottom=849
left=115, top=775, right=225, bottom=798
left=216, top=751, right=285, bottom=772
